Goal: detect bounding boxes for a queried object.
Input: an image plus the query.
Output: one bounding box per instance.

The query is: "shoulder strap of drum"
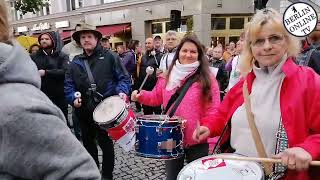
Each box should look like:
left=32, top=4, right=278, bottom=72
left=83, top=59, right=95, bottom=85
left=83, top=59, right=103, bottom=100
left=163, top=71, right=198, bottom=117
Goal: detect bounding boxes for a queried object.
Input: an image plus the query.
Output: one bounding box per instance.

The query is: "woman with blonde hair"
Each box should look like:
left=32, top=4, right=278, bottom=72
left=194, top=8, right=320, bottom=179
left=0, top=0, right=100, bottom=179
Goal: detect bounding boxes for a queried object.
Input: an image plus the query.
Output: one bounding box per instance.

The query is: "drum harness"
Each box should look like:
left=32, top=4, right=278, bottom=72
left=83, top=59, right=103, bottom=103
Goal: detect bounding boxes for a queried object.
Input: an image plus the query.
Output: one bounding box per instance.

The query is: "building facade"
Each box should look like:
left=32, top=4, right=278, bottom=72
left=10, top=0, right=257, bottom=48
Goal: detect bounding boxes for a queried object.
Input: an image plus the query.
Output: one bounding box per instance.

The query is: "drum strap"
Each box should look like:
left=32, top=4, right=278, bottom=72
left=163, top=71, right=198, bottom=117
left=83, top=59, right=103, bottom=101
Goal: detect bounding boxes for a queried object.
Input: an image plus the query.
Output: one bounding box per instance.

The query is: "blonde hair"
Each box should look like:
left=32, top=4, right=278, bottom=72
left=0, top=0, right=11, bottom=44
left=240, top=8, right=301, bottom=75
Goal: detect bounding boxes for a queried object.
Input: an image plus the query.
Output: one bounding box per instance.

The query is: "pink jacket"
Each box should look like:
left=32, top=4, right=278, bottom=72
left=138, top=75, right=220, bottom=147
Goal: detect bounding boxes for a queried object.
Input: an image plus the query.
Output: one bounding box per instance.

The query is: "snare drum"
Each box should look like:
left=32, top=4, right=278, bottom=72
left=93, top=96, right=132, bottom=129
left=177, top=153, right=264, bottom=180
left=93, top=96, right=136, bottom=152
left=135, top=115, right=184, bottom=160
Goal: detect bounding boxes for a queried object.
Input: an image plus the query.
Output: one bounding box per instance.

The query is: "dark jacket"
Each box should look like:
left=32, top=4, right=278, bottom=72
left=137, top=50, right=162, bottom=91
left=64, top=45, right=131, bottom=111
left=298, top=43, right=320, bottom=75
left=121, top=49, right=136, bottom=76
left=0, top=42, right=101, bottom=180
left=31, top=31, right=69, bottom=99
left=210, top=58, right=229, bottom=92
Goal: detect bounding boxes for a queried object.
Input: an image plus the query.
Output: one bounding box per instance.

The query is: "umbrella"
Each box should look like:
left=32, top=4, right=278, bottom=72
left=16, top=35, right=38, bottom=52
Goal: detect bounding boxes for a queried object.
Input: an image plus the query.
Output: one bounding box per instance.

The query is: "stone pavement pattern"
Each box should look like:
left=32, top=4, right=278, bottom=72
left=100, top=144, right=166, bottom=180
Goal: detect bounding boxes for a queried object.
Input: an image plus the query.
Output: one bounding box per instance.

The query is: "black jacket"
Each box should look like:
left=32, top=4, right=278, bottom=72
left=31, top=31, right=69, bottom=99
left=210, top=58, right=229, bottom=92
left=137, top=50, right=162, bottom=91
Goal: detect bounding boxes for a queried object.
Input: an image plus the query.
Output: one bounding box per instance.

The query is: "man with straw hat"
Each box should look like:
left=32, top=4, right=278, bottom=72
left=65, top=23, right=131, bottom=180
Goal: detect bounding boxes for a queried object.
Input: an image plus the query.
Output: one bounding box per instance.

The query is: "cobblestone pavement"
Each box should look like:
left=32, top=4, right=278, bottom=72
left=99, top=144, right=166, bottom=180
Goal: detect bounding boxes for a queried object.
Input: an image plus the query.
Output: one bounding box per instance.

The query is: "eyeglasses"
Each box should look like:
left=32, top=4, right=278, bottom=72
left=251, top=34, right=285, bottom=47
left=166, top=37, right=177, bottom=41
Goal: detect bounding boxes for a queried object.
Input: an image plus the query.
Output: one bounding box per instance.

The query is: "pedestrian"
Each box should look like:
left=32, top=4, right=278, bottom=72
left=64, top=23, right=131, bottom=180
left=31, top=31, right=69, bottom=121
left=132, top=35, right=220, bottom=180
left=0, top=0, right=101, bottom=179
left=158, top=30, right=179, bottom=74
left=101, top=36, right=111, bottom=50
left=154, top=35, right=164, bottom=53
left=195, top=8, right=320, bottom=180
left=136, top=37, right=163, bottom=115
left=28, top=43, right=40, bottom=54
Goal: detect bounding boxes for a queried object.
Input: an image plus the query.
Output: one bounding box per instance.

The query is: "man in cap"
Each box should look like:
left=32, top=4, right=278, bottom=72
left=31, top=31, right=69, bottom=122
left=101, top=36, right=111, bottom=50
left=64, top=23, right=131, bottom=180
left=154, top=35, right=164, bottom=53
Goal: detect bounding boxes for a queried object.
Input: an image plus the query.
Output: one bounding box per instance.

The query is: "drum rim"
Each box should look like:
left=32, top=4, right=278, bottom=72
left=93, top=95, right=126, bottom=124
left=177, top=153, right=265, bottom=179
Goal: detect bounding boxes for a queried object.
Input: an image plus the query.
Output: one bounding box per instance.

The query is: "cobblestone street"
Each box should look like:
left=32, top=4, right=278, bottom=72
left=100, top=144, right=166, bottom=180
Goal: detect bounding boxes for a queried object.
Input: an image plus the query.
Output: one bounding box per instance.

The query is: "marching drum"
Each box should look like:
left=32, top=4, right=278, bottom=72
left=93, top=96, right=136, bottom=151
left=177, top=153, right=264, bottom=180
left=135, top=115, right=184, bottom=160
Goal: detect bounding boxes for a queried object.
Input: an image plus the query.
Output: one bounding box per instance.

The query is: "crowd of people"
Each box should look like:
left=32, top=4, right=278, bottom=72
left=1, top=0, right=320, bottom=178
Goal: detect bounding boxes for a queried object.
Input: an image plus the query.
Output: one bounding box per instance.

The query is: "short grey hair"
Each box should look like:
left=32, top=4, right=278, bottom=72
left=165, top=30, right=177, bottom=38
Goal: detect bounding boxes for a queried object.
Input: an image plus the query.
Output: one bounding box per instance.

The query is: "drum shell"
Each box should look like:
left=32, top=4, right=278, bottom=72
left=135, top=115, right=184, bottom=160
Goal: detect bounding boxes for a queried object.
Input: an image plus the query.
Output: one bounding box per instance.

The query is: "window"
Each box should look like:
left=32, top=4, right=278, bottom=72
left=211, top=37, right=225, bottom=47
left=152, top=23, right=163, bottom=34
left=67, top=0, right=82, bottom=11
left=229, top=36, right=239, bottom=43
left=165, top=22, right=171, bottom=32
left=211, top=18, right=226, bottom=30
left=230, top=18, right=244, bottom=29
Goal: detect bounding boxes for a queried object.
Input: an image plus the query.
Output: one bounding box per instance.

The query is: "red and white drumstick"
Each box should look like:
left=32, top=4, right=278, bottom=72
left=139, top=66, right=154, bottom=91
left=74, top=92, right=81, bottom=103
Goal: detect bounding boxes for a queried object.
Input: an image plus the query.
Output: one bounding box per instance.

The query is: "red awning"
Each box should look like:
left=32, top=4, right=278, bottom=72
left=97, top=24, right=130, bottom=36
left=60, top=30, right=73, bottom=40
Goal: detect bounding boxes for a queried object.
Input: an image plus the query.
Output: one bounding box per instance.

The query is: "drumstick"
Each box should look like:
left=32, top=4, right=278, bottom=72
left=211, top=154, right=320, bottom=166
left=74, top=92, right=81, bottom=103
left=139, top=66, right=154, bottom=91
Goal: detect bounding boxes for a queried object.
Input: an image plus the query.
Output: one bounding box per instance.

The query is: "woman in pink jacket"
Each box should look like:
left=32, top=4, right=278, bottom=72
left=131, top=36, right=220, bottom=180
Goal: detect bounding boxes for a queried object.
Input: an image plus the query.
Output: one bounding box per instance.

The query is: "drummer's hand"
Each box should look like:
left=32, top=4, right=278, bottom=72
left=273, top=147, right=312, bottom=171
left=192, top=126, right=210, bottom=142
left=73, top=98, right=82, bottom=108
left=119, top=92, right=127, bottom=100
left=131, top=90, right=140, bottom=102
left=156, top=69, right=163, bottom=77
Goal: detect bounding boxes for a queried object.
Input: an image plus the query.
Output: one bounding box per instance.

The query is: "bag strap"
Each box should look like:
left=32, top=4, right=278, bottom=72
left=163, top=72, right=198, bottom=117
left=83, top=59, right=95, bottom=85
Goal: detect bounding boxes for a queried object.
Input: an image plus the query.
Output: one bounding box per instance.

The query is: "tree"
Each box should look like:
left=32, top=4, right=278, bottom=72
left=14, top=0, right=49, bottom=15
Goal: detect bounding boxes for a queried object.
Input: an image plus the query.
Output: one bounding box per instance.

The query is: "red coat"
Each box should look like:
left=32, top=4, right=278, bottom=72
left=202, top=58, right=320, bottom=180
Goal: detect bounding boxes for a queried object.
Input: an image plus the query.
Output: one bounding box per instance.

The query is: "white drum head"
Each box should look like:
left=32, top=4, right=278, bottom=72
left=93, top=96, right=125, bottom=124
left=178, top=154, right=264, bottom=180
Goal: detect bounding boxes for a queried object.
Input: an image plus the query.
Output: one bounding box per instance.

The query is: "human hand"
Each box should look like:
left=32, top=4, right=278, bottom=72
left=156, top=69, right=163, bottom=77
left=39, top=69, right=45, bottom=77
left=192, top=126, right=210, bottom=142
left=131, top=90, right=141, bottom=102
left=73, top=98, right=82, bottom=108
left=273, top=147, right=312, bottom=171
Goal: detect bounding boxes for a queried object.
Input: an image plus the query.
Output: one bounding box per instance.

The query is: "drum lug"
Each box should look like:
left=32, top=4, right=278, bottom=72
left=157, top=142, right=162, bottom=152
left=156, top=127, right=163, bottom=136
left=135, top=140, right=139, bottom=150
left=135, top=126, right=139, bottom=133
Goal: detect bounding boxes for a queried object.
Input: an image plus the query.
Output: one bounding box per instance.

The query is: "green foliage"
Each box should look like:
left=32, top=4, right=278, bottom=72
left=186, top=16, right=193, bottom=35
left=14, top=0, right=49, bottom=15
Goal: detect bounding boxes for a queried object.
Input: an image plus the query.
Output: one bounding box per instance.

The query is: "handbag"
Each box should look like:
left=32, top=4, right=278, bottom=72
left=83, top=59, right=103, bottom=111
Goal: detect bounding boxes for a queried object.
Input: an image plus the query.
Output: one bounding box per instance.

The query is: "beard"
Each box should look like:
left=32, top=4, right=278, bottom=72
left=41, top=42, right=53, bottom=50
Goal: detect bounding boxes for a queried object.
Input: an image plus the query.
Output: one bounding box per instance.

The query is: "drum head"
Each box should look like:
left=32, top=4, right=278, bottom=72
left=177, top=153, right=264, bottom=180
left=93, top=96, right=125, bottom=124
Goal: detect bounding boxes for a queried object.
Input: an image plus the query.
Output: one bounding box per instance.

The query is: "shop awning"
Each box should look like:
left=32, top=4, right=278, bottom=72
left=97, top=24, right=130, bottom=36
left=60, top=30, right=73, bottom=40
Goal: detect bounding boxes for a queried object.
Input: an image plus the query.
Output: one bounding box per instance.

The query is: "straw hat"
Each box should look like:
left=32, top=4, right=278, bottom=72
left=72, top=23, right=102, bottom=44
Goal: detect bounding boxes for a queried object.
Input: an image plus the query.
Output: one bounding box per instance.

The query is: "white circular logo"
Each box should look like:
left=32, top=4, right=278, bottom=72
left=283, top=2, right=318, bottom=37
